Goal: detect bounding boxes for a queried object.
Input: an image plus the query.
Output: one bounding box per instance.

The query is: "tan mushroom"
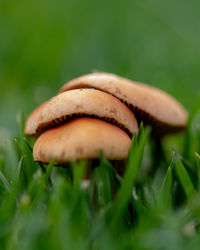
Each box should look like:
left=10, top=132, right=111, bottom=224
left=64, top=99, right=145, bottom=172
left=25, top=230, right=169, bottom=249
left=33, top=118, right=132, bottom=164
left=25, top=88, right=138, bottom=138
left=59, top=72, right=188, bottom=136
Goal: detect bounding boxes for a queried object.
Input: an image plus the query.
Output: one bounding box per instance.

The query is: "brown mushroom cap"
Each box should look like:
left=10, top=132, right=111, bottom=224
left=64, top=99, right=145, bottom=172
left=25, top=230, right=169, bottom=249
left=59, top=73, right=188, bottom=135
left=25, top=88, right=138, bottom=137
left=33, top=117, right=132, bottom=163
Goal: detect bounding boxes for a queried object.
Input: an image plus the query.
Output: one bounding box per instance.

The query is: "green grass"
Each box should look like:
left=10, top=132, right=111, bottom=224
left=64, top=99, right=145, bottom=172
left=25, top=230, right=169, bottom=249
left=0, top=104, right=200, bottom=250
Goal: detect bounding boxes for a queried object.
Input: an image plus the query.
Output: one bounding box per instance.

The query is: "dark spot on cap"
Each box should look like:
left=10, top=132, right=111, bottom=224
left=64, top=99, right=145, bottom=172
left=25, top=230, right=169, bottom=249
left=76, top=104, right=82, bottom=109
left=76, top=147, right=84, bottom=154
left=115, top=88, right=121, bottom=94
left=110, top=107, right=117, bottom=114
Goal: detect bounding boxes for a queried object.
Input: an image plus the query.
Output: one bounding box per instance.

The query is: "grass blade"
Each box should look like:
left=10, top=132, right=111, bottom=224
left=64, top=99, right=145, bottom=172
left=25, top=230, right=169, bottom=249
left=184, top=97, right=200, bottom=160
left=15, top=155, right=24, bottom=182
left=157, top=156, right=174, bottom=210
left=94, top=154, right=113, bottom=208
left=195, top=152, right=200, bottom=190
left=13, top=138, right=23, bottom=159
left=111, top=127, right=150, bottom=228
left=23, top=137, right=33, bottom=152
left=0, top=171, right=11, bottom=192
left=42, top=159, right=55, bottom=185
left=72, top=160, right=87, bottom=185
left=175, top=157, right=196, bottom=199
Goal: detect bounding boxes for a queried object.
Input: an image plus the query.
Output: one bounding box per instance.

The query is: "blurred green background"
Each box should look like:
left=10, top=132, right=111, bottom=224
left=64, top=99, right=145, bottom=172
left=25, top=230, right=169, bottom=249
left=0, top=0, right=200, bottom=135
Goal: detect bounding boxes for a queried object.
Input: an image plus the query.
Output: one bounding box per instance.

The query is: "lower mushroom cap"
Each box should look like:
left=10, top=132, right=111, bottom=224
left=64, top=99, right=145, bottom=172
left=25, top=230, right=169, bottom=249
left=33, top=117, right=132, bottom=163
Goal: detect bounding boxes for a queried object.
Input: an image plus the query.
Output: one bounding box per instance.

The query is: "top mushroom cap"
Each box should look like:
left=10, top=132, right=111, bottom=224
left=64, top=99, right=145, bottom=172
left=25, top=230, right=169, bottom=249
left=25, top=88, right=138, bottom=137
left=59, top=73, right=188, bottom=135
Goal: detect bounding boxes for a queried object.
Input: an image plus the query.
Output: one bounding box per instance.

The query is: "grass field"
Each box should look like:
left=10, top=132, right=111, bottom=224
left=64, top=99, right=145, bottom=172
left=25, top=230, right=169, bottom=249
left=1, top=0, right=200, bottom=249
left=0, top=111, right=200, bottom=250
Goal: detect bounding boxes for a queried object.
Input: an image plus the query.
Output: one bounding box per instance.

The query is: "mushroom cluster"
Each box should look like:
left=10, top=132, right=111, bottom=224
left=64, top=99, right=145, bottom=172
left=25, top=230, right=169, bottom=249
left=25, top=73, right=187, bottom=165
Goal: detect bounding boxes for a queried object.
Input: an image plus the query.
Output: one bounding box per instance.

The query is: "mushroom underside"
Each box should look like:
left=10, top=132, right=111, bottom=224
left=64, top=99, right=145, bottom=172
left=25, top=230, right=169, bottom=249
left=36, top=112, right=133, bottom=138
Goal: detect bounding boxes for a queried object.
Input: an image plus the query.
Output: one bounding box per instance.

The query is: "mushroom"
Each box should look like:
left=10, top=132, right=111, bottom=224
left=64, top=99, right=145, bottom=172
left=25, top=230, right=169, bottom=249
left=59, top=73, right=188, bottom=136
left=25, top=88, right=138, bottom=138
left=33, top=117, right=132, bottom=164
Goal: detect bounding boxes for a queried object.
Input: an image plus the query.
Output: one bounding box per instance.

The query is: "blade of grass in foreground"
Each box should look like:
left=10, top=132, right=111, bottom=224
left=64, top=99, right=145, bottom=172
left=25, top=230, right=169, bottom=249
left=93, top=154, right=113, bottom=208
left=0, top=170, right=11, bottom=192
left=30, top=160, right=54, bottom=207
left=195, top=152, right=200, bottom=190
left=175, top=157, right=196, bottom=200
left=157, top=155, right=174, bottom=211
left=23, top=137, right=33, bottom=152
left=111, top=128, right=150, bottom=229
left=72, top=160, right=87, bottom=185
left=15, top=155, right=24, bottom=182
left=184, top=97, right=200, bottom=160
left=41, top=159, right=55, bottom=185
left=13, top=138, right=23, bottom=159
